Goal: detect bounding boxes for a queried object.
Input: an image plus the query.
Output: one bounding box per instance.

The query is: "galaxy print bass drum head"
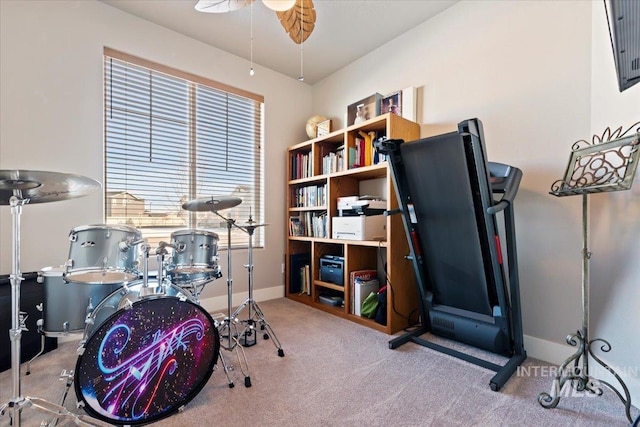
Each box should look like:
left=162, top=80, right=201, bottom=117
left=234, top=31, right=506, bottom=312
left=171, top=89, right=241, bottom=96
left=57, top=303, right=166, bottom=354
left=74, top=292, right=220, bottom=425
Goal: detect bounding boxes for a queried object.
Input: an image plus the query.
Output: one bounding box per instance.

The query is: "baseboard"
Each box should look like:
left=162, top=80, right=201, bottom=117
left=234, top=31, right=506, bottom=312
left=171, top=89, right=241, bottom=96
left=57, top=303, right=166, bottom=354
left=524, top=334, right=640, bottom=408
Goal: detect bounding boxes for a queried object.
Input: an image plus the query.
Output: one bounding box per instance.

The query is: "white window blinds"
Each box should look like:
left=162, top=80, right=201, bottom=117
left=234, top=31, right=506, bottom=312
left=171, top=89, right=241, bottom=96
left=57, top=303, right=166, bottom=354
left=104, top=49, right=264, bottom=250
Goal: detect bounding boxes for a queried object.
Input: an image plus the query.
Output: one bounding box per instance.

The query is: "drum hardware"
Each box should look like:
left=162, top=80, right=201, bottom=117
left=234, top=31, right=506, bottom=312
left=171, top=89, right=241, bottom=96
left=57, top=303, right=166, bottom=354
left=182, top=195, right=252, bottom=388
left=233, top=216, right=285, bottom=357
left=0, top=170, right=105, bottom=427
left=25, top=316, right=44, bottom=375
left=31, top=369, right=76, bottom=427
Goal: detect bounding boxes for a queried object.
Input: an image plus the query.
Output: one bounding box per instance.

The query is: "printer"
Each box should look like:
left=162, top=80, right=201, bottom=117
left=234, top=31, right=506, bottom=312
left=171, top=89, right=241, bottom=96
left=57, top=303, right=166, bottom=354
left=337, top=196, right=386, bottom=216
left=332, top=196, right=386, bottom=241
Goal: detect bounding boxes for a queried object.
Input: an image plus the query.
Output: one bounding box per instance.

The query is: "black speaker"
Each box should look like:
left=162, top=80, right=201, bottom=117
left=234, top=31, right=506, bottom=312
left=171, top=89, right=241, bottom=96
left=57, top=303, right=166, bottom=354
left=0, top=272, right=57, bottom=372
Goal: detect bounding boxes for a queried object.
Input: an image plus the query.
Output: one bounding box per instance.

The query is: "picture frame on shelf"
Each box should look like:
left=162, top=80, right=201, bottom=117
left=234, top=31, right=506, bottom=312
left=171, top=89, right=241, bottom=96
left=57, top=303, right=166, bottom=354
left=381, top=91, right=402, bottom=117
left=347, top=93, right=382, bottom=126
left=317, top=119, right=332, bottom=137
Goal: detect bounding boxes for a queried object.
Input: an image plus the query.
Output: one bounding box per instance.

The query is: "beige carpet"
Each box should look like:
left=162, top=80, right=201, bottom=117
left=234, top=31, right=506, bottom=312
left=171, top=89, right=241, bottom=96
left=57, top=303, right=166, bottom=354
left=1, top=298, right=637, bottom=426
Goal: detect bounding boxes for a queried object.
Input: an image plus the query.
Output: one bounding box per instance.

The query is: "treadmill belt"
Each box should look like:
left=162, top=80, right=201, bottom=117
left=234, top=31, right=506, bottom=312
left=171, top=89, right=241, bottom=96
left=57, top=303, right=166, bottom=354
left=400, top=132, right=494, bottom=316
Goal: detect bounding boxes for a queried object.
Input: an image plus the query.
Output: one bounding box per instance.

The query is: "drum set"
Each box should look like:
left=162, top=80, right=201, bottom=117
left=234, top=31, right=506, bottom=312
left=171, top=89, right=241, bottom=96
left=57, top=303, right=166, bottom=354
left=0, top=170, right=284, bottom=426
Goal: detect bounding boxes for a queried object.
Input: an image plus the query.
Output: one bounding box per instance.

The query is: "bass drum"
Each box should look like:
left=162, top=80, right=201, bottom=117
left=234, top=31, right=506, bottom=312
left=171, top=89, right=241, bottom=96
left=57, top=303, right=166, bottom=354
left=75, top=280, right=219, bottom=425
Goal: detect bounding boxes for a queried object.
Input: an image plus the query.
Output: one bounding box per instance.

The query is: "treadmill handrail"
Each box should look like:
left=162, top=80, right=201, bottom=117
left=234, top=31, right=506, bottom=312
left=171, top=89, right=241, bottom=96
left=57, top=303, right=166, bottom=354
left=487, top=166, right=522, bottom=215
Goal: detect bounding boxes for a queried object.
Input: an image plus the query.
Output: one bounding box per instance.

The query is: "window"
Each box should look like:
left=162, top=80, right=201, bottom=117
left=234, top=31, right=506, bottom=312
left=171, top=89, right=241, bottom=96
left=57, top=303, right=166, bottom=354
left=104, top=48, right=264, bottom=250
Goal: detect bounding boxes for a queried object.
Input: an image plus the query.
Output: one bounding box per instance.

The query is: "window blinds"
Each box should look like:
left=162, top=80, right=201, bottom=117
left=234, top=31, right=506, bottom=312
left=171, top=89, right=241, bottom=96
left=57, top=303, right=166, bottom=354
left=104, top=49, right=264, bottom=250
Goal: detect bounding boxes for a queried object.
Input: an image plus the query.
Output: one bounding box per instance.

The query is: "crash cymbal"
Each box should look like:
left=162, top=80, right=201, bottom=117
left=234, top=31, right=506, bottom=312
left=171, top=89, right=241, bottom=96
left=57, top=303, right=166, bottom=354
left=182, top=196, right=242, bottom=212
left=0, top=170, right=101, bottom=205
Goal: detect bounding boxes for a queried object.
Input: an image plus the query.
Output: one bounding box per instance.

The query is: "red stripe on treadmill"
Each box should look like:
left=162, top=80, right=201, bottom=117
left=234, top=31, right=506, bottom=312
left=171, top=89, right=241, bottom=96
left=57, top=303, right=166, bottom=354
left=410, top=231, right=421, bottom=258
left=494, top=235, right=503, bottom=264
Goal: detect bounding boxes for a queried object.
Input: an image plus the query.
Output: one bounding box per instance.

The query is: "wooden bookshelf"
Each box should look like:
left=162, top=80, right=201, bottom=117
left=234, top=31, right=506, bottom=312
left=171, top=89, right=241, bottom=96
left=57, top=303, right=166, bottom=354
left=285, top=113, right=420, bottom=334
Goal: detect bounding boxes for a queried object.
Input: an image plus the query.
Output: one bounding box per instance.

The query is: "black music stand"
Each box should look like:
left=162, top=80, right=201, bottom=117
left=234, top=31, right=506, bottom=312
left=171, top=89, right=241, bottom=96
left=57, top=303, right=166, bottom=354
left=539, top=124, right=640, bottom=423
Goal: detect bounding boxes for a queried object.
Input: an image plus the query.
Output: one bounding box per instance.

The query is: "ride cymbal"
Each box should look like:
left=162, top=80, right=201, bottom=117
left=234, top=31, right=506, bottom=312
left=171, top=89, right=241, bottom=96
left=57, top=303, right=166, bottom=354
left=182, top=196, right=242, bottom=212
left=0, top=170, right=101, bottom=205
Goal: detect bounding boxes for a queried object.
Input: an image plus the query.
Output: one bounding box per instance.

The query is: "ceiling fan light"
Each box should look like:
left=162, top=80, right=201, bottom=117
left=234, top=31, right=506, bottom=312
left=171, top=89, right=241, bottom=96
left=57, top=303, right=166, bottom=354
left=262, top=0, right=295, bottom=12
left=195, top=0, right=251, bottom=13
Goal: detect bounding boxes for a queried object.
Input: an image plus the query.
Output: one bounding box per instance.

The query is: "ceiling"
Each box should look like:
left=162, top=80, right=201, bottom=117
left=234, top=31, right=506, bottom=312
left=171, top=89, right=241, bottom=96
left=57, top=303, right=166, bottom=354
left=100, top=0, right=458, bottom=84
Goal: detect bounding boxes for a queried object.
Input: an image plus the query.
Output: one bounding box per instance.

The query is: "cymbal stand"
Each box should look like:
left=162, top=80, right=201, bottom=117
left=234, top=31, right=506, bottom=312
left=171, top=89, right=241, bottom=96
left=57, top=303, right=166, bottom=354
left=0, top=196, right=28, bottom=426
left=211, top=211, right=251, bottom=387
left=0, top=197, right=111, bottom=427
left=232, top=217, right=284, bottom=357
left=157, top=242, right=240, bottom=388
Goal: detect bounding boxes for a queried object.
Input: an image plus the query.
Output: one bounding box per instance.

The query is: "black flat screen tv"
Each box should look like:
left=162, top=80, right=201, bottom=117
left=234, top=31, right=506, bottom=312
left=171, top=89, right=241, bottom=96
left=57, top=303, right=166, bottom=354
left=604, top=0, right=640, bottom=92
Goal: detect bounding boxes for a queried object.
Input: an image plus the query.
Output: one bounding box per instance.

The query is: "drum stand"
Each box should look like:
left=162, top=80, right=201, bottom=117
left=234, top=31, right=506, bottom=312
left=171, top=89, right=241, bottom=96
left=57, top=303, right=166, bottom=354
left=232, top=217, right=284, bottom=357
left=212, top=214, right=252, bottom=388
left=0, top=197, right=109, bottom=427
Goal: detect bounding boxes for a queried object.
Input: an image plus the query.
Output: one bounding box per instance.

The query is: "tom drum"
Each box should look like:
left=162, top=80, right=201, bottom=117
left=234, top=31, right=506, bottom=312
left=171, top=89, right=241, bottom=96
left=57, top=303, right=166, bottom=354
left=39, top=266, right=122, bottom=336
left=65, top=224, right=143, bottom=284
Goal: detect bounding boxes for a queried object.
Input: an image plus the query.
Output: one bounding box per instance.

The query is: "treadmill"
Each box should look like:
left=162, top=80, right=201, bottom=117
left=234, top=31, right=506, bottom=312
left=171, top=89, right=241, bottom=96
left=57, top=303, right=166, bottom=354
left=375, top=118, right=526, bottom=391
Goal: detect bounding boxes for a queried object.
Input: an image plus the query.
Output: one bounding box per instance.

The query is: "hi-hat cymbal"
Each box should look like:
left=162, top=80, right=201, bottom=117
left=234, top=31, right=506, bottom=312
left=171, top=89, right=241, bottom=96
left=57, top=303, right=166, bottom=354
left=239, top=220, right=269, bottom=228
left=182, top=196, right=242, bottom=212
left=0, top=170, right=101, bottom=205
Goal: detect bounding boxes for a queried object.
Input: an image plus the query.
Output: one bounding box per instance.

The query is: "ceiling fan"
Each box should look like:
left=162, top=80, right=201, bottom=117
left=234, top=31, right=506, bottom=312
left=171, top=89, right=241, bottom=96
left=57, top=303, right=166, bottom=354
left=194, top=0, right=316, bottom=44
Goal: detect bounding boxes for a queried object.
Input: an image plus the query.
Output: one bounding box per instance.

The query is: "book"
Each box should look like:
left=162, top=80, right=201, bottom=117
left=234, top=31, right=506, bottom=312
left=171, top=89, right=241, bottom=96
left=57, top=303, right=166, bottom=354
left=349, top=269, right=378, bottom=315
left=303, top=264, right=311, bottom=295
left=289, top=216, right=303, bottom=236
left=289, top=253, right=310, bottom=293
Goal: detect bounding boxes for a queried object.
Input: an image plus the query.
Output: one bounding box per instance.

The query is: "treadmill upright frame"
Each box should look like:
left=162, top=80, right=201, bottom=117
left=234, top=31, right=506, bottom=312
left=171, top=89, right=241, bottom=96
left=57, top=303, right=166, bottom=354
left=376, top=118, right=526, bottom=391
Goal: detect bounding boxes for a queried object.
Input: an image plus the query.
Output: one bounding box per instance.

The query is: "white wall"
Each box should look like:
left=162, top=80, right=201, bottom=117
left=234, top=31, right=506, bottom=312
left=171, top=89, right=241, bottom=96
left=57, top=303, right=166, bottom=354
left=589, top=0, right=640, bottom=395
left=0, top=0, right=313, bottom=301
left=312, top=0, right=639, bottom=401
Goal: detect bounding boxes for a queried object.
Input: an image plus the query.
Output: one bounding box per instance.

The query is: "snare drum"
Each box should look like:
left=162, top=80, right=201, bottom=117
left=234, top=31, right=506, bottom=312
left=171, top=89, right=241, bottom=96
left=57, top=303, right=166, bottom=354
left=65, top=224, right=142, bottom=284
left=75, top=279, right=219, bottom=425
left=167, top=229, right=221, bottom=285
left=39, top=266, right=122, bottom=336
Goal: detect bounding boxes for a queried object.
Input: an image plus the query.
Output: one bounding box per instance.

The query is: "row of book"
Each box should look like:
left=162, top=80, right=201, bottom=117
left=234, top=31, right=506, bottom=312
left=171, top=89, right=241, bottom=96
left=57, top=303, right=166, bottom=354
left=288, top=253, right=310, bottom=294
left=291, top=184, right=326, bottom=208
left=289, top=211, right=328, bottom=238
left=290, top=151, right=313, bottom=180
left=321, top=145, right=346, bottom=174
left=319, top=130, right=389, bottom=174
left=298, top=264, right=311, bottom=295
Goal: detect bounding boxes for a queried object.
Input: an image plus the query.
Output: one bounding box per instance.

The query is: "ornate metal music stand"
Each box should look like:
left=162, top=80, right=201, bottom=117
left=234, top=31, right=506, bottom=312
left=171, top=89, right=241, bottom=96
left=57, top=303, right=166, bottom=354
left=538, top=124, right=640, bottom=423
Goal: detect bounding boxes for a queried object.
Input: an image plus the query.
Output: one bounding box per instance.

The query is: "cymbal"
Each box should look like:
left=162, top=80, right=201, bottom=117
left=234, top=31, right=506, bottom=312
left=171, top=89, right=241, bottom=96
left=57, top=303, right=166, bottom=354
left=240, top=222, right=269, bottom=229
left=0, top=170, right=101, bottom=205
left=182, top=196, right=242, bottom=212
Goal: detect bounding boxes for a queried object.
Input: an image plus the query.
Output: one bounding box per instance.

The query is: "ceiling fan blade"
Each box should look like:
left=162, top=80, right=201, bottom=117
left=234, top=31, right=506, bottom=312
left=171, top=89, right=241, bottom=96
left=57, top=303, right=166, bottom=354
left=276, top=0, right=316, bottom=44
left=195, top=0, right=251, bottom=13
